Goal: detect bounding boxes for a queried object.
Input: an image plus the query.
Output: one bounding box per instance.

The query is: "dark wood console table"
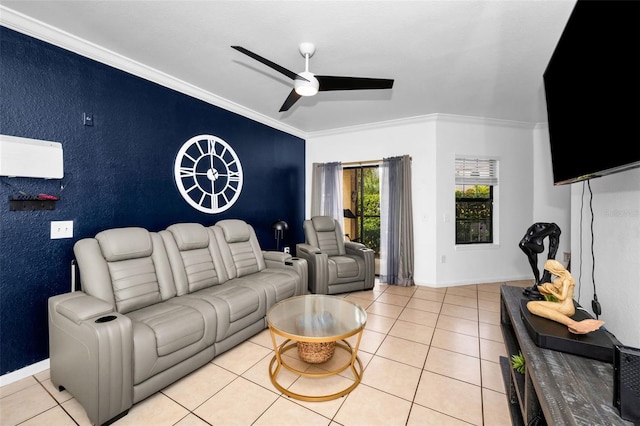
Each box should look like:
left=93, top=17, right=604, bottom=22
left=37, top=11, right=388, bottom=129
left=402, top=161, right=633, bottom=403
left=500, top=285, right=632, bottom=426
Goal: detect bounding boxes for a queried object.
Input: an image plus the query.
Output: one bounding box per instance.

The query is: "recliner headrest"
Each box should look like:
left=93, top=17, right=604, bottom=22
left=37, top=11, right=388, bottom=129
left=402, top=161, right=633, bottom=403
left=216, top=219, right=250, bottom=243
left=166, top=223, right=209, bottom=250
left=96, top=227, right=153, bottom=262
left=311, top=216, right=336, bottom=232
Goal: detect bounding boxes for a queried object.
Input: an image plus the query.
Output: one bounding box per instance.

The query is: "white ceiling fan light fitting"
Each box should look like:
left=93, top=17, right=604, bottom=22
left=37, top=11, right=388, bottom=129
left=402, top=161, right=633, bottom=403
left=294, top=71, right=319, bottom=96
left=294, top=43, right=319, bottom=96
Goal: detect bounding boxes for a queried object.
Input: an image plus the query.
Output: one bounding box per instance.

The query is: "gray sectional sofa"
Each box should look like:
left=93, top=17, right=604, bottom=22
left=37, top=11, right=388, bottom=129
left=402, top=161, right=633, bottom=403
left=47, top=219, right=308, bottom=426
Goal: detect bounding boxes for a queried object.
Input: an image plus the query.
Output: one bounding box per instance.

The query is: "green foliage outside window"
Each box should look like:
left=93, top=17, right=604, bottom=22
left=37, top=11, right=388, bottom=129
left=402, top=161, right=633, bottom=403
left=455, top=185, right=490, bottom=198
left=359, top=169, right=380, bottom=253
left=455, top=184, right=493, bottom=244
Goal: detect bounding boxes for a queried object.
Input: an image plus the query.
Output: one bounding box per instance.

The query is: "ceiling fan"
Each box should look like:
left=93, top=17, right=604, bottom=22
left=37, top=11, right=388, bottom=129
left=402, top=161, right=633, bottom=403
left=231, top=43, right=394, bottom=112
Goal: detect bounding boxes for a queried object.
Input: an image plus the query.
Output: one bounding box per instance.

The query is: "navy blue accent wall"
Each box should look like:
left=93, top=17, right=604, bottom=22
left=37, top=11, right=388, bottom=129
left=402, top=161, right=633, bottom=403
left=0, top=27, right=305, bottom=375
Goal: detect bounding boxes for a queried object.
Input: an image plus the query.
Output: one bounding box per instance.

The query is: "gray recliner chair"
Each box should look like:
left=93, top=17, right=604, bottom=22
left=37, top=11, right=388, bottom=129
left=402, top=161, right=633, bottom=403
left=296, top=216, right=375, bottom=294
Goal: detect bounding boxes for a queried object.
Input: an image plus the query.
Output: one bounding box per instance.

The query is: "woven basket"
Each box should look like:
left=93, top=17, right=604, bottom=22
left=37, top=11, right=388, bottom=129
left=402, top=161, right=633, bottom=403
left=297, top=341, right=336, bottom=364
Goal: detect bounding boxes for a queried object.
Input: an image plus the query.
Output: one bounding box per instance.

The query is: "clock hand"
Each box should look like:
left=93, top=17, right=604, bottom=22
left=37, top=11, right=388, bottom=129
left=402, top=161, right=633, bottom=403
left=208, top=140, right=216, bottom=202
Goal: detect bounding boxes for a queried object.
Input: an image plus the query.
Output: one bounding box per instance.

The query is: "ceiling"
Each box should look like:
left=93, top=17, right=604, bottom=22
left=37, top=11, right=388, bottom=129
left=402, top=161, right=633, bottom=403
left=1, top=1, right=577, bottom=135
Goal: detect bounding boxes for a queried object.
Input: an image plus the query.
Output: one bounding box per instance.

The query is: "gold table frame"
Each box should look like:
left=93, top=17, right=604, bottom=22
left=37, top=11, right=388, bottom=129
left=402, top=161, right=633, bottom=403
left=266, top=295, right=367, bottom=402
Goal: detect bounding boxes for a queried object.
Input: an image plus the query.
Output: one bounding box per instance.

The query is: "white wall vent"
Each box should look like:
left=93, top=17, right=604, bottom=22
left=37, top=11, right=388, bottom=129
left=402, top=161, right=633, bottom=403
left=0, top=134, right=64, bottom=179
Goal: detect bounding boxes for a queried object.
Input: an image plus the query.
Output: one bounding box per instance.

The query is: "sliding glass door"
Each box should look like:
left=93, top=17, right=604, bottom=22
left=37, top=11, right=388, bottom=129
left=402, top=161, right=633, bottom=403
left=343, top=165, right=380, bottom=274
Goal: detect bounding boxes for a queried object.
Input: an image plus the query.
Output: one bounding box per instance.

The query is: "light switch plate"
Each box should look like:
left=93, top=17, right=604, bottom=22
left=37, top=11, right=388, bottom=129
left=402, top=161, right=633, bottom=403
left=83, top=112, right=94, bottom=126
left=51, top=220, right=73, bottom=239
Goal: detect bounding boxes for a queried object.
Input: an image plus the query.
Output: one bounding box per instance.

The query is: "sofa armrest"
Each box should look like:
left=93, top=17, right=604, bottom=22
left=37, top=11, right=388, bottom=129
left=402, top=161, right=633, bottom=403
left=49, top=292, right=133, bottom=426
left=54, top=292, right=115, bottom=324
left=344, top=241, right=367, bottom=251
left=344, top=243, right=374, bottom=258
left=344, top=244, right=375, bottom=290
left=263, top=251, right=309, bottom=295
left=262, top=250, right=291, bottom=264
left=295, top=243, right=329, bottom=294
left=295, top=243, right=321, bottom=256
left=287, top=257, right=309, bottom=295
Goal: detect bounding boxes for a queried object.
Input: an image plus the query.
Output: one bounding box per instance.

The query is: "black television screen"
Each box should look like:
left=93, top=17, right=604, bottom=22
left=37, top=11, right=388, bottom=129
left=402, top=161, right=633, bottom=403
left=543, top=0, right=640, bottom=186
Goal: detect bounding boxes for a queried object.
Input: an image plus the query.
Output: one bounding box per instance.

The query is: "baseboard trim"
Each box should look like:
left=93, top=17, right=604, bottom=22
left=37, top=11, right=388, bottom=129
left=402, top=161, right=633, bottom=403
left=0, top=359, right=50, bottom=387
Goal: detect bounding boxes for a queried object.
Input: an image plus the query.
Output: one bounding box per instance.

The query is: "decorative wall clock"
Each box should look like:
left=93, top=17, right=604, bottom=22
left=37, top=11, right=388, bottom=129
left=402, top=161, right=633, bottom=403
left=174, top=134, right=243, bottom=214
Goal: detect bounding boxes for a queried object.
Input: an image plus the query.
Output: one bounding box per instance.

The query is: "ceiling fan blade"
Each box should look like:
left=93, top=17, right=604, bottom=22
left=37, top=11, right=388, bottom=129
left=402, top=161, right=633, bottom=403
left=279, top=90, right=302, bottom=112
left=316, top=76, right=394, bottom=91
left=231, top=46, right=307, bottom=81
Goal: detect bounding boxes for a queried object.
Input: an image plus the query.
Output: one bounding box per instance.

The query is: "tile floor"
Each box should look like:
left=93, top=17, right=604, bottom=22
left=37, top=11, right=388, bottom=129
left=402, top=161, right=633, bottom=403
left=1, top=280, right=532, bottom=426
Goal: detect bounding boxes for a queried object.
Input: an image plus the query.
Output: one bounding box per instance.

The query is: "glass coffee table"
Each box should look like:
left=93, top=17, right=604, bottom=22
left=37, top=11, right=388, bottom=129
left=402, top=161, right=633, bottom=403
left=266, top=294, right=367, bottom=402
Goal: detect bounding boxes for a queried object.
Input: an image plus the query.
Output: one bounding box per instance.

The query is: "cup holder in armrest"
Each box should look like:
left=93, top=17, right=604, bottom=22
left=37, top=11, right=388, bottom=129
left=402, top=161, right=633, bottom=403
left=95, top=315, right=117, bottom=323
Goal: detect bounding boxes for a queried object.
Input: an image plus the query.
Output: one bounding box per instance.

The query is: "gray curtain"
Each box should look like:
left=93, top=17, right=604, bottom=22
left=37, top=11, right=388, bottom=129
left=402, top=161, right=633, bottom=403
left=310, top=162, right=343, bottom=222
left=380, top=155, right=414, bottom=286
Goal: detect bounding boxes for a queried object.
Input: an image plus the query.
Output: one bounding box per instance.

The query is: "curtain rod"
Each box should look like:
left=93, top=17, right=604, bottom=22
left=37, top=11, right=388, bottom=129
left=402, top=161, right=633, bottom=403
left=342, top=159, right=381, bottom=166
left=342, top=156, right=412, bottom=167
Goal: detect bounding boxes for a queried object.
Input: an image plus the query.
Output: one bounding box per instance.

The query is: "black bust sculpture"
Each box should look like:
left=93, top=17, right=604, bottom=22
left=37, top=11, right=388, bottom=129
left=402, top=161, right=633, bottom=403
left=519, top=222, right=561, bottom=299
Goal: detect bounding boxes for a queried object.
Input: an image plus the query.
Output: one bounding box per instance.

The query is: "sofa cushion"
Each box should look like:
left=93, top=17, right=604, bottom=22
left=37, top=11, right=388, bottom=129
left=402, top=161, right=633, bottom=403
left=228, top=241, right=260, bottom=277
left=134, top=304, right=204, bottom=357
left=94, top=228, right=164, bottom=314
left=234, top=270, right=298, bottom=306
left=329, top=256, right=362, bottom=279
left=187, top=283, right=265, bottom=342
left=166, top=223, right=210, bottom=250
left=160, top=224, right=227, bottom=295
left=107, top=257, right=162, bottom=313
left=74, top=228, right=177, bottom=314
left=213, top=220, right=264, bottom=279
left=180, top=247, right=222, bottom=292
left=311, top=216, right=336, bottom=232
left=96, top=227, right=152, bottom=261
left=128, top=301, right=213, bottom=384
left=217, top=219, right=251, bottom=243
left=316, top=232, right=341, bottom=256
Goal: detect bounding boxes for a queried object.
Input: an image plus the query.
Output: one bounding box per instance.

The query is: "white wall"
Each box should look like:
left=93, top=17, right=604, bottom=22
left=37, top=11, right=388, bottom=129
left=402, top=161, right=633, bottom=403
left=569, top=168, right=640, bottom=347
left=305, top=114, right=568, bottom=287
left=306, top=117, right=438, bottom=285
left=435, top=117, right=554, bottom=286
left=532, top=124, right=571, bottom=270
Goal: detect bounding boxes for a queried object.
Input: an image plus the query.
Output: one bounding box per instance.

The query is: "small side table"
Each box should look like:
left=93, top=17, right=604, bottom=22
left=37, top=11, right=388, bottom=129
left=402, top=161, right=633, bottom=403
left=266, top=294, right=367, bottom=402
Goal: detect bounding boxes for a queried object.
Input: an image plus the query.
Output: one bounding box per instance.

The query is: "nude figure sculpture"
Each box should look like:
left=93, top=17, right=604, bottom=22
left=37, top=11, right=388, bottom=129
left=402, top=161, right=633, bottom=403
left=519, top=222, right=561, bottom=299
left=526, top=259, right=604, bottom=334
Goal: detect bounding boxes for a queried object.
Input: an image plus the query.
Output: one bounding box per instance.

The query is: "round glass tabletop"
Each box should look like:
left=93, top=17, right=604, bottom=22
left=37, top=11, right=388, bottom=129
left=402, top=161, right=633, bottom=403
left=267, top=294, right=367, bottom=339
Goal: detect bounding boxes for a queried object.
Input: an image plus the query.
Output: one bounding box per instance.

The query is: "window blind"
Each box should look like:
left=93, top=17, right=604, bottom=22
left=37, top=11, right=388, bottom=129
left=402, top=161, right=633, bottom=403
left=455, top=158, right=498, bottom=185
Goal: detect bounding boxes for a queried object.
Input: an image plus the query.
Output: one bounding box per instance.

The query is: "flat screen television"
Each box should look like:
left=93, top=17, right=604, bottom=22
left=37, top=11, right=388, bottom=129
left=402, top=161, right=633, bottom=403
left=543, top=0, right=640, bottom=186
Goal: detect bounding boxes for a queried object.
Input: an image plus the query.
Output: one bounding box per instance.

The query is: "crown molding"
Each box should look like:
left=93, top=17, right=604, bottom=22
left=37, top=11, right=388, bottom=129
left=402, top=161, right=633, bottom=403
left=305, top=114, right=439, bottom=138
left=306, top=112, right=537, bottom=138
left=435, top=113, right=537, bottom=129
left=0, top=6, right=306, bottom=139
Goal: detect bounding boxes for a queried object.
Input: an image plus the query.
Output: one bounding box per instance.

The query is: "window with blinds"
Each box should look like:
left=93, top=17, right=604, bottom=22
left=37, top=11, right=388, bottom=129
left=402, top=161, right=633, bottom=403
left=455, top=158, right=498, bottom=186
left=455, top=158, right=497, bottom=244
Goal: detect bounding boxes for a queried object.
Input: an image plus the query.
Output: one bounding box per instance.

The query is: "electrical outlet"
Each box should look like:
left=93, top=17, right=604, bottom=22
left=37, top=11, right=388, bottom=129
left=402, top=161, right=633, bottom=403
left=284, top=246, right=290, bottom=254
left=563, top=252, right=571, bottom=262
left=51, top=220, right=73, bottom=239
left=441, top=255, right=446, bottom=263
